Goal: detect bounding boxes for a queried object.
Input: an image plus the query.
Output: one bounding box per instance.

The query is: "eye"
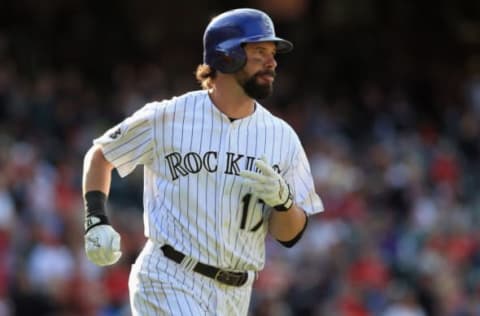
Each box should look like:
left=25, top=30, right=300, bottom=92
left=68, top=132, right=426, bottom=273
left=255, top=47, right=265, bottom=54
left=255, top=47, right=276, bottom=57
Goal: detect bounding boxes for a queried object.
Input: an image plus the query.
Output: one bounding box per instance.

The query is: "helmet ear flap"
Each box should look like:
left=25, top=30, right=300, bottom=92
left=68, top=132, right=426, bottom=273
left=211, top=46, right=247, bottom=74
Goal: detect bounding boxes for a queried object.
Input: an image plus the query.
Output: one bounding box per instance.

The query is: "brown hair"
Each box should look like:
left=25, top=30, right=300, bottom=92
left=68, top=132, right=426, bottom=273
left=195, top=64, right=217, bottom=89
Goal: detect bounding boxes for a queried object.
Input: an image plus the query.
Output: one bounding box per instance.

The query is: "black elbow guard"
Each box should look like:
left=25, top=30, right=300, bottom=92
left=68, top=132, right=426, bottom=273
left=277, top=213, right=308, bottom=248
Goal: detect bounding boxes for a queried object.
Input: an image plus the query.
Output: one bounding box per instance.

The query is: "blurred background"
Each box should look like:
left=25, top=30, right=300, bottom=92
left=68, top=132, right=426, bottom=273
left=1, top=0, right=480, bottom=315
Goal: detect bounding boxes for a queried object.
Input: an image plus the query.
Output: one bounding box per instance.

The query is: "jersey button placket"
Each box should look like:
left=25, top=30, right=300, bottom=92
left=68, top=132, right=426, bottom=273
left=222, top=121, right=239, bottom=267
left=215, top=118, right=231, bottom=267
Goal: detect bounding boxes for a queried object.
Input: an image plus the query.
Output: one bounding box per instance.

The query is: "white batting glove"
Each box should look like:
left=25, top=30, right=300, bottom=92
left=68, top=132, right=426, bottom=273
left=85, top=220, right=122, bottom=266
left=239, top=158, right=294, bottom=211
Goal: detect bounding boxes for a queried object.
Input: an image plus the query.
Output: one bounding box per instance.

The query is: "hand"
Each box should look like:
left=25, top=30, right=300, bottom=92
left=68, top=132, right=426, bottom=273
left=85, top=223, right=122, bottom=266
left=239, top=158, right=293, bottom=211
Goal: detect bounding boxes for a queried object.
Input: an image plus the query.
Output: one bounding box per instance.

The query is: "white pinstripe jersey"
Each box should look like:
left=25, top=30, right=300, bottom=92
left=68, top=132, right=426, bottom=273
left=94, top=90, right=323, bottom=271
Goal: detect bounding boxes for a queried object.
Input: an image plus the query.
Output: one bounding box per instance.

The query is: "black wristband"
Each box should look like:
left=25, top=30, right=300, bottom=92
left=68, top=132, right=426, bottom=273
left=84, top=190, right=107, bottom=217
left=274, top=195, right=293, bottom=211
left=85, top=215, right=110, bottom=233
left=274, top=185, right=294, bottom=211
left=84, top=191, right=110, bottom=233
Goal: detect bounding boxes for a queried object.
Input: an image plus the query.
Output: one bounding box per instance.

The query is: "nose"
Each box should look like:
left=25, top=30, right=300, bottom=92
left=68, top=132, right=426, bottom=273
left=265, top=54, right=277, bottom=69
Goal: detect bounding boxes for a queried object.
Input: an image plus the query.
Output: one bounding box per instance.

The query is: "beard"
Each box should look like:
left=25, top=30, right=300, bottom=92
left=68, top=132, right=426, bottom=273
left=236, top=70, right=275, bottom=100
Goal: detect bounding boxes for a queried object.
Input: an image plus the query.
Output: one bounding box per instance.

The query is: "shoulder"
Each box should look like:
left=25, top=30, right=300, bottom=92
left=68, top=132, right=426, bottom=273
left=165, top=90, right=208, bottom=107
left=141, top=90, right=208, bottom=113
left=256, top=103, right=299, bottom=137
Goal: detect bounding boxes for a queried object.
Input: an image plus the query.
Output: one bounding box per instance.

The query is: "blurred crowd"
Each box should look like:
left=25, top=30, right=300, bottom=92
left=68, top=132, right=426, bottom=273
left=1, top=0, right=480, bottom=315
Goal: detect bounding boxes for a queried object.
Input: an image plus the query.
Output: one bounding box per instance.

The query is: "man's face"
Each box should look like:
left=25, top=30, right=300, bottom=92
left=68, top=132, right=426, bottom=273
left=234, top=42, right=277, bottom=99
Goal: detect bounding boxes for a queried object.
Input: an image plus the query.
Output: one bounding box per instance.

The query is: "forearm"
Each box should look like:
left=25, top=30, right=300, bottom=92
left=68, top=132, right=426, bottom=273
left=268, top=204, right=307, bottom=241
left=82, top=145, right=114, bottom=195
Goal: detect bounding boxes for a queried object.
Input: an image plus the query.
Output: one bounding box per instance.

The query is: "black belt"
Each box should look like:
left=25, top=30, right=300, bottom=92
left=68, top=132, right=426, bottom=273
left=160, top=245, right=248, bottom=287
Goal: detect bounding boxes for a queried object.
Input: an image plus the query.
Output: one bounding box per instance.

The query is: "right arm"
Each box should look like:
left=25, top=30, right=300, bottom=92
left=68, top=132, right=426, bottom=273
left=83, top=101, right=157, bottom=266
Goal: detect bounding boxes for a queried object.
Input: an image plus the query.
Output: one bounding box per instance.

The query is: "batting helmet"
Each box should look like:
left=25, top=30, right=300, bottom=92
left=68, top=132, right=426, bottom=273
left=203, top=8, right=293, bottom=74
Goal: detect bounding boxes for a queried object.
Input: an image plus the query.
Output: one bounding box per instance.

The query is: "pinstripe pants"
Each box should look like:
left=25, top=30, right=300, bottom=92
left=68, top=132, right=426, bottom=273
left=128, top=240, right=256, bottom=315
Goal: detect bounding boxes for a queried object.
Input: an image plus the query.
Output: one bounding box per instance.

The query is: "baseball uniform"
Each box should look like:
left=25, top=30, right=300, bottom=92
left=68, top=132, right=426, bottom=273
left=93, top=89, right=323, bottom=315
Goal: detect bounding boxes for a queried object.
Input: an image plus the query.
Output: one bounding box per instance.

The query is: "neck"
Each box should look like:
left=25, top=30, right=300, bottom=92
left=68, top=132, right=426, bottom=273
left=208, top=77, right=255, bottom=119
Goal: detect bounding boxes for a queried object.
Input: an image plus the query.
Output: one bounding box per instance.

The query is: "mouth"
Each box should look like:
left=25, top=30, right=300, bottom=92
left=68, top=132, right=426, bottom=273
left=256, top=71, right=276, bottom=83
left=259, top=75, right=274, bottom=83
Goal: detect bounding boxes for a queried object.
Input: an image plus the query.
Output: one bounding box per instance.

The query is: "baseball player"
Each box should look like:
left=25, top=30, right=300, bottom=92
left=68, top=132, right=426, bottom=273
left=82, top=8, right=323, bottom=316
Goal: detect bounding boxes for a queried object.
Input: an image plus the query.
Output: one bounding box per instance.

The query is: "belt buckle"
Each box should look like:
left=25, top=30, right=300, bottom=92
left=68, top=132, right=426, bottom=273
left=215, top=270, right=240, bottom=286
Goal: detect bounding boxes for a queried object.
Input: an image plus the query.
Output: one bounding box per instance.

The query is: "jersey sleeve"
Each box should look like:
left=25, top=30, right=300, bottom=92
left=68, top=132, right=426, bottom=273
left=93, top=102, right=159, bottom=177
left=283, top=135, right=324, bottom=216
